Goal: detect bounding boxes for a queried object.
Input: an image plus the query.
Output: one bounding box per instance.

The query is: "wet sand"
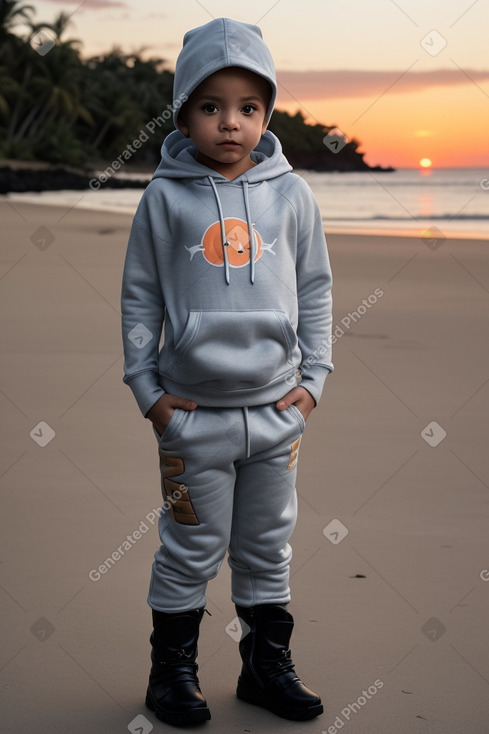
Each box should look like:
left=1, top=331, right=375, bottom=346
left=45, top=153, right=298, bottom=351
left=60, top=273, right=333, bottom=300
left=1, top=199, right=488, bottom=733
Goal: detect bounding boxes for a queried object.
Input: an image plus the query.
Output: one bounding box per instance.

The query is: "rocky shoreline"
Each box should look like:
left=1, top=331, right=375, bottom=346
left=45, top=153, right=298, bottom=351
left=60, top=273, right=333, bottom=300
left=0, top=157, right=394, bottom=195
left=0, top=165, right=150, bottom=195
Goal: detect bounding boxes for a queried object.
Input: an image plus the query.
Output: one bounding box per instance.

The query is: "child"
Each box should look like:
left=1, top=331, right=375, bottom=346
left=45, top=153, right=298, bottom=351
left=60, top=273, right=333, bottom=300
left=121, top=17, right=333, bottom=727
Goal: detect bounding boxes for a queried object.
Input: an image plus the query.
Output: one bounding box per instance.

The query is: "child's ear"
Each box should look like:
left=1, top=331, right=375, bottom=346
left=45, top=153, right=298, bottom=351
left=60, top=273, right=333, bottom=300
left=177, top=113, right=190, bottom=138
left=261, top=120, right=268, bottom=136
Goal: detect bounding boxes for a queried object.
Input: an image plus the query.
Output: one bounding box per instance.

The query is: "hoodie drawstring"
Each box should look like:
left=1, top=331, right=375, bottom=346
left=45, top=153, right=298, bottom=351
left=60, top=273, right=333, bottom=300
left=242, top=181, right=255, bottom=284
left=208, top=176, right=230, bottom=285
left=208, top=176, right=255, bottom=285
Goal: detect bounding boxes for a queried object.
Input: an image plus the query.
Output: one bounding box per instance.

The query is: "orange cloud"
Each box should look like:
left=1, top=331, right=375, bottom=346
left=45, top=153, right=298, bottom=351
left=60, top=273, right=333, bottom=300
left=276, top=67, right=489, bottom=102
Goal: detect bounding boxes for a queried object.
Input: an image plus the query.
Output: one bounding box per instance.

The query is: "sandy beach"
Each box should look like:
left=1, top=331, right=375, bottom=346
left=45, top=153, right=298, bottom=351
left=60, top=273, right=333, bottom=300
left=1, top=198, right=488, bottom=733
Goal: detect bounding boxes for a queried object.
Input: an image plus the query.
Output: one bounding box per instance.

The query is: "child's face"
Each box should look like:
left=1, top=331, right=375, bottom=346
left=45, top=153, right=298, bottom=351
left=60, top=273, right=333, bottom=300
left=178, top=67, right=270, bottom=180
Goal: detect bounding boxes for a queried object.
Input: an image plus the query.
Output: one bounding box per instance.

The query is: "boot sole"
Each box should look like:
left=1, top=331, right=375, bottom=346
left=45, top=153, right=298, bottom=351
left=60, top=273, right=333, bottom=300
left=236, top=679, right=323, bottom=721
left=146, top=691, right=211, bottom=727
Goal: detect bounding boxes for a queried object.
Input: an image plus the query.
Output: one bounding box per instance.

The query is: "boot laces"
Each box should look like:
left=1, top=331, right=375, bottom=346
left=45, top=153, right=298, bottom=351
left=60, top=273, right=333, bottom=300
left=279, top=648, right=295, bottom=670
left=157, top=650, right=198, bottom=676
left=263, top=648, right=296, bottom=682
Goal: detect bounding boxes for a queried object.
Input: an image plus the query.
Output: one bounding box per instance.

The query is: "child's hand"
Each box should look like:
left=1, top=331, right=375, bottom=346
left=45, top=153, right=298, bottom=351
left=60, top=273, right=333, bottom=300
left=146, top=393, right=198, bottom=437
left=276, top=386, right=315, bottom=422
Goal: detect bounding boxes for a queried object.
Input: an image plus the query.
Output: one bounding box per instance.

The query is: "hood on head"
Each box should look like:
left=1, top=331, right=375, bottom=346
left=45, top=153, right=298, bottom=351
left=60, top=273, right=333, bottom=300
left=153, top=129, right=291, bottom=182
left=172, top=17, right=277, bottom=128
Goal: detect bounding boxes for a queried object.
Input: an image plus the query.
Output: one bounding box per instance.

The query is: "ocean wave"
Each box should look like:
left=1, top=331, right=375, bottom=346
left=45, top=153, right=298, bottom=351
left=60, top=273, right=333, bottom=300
left=324, top=214, right=489, bottom=222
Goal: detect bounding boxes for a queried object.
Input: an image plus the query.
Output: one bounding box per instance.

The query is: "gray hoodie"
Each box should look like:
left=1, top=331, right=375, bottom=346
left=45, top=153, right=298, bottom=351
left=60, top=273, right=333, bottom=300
left=121, top=18, right=333, bottom=417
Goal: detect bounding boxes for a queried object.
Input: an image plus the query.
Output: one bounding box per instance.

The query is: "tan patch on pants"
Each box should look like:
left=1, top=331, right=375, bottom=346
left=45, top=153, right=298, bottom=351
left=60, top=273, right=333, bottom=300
left=159, top=451, right=200, bottom=525
left=286, top=437, right=302, bottom=471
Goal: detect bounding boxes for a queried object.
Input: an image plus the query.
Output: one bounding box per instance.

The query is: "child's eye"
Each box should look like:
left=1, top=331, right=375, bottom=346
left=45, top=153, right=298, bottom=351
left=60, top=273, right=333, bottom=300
left=241, top=104, right=257, bottom=115
left=202, top=103, right=218, bottom=114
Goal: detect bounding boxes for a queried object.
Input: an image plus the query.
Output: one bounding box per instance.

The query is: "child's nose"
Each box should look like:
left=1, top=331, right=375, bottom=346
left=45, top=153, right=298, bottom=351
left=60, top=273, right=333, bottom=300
left=221, top=113, right=239, bottom=130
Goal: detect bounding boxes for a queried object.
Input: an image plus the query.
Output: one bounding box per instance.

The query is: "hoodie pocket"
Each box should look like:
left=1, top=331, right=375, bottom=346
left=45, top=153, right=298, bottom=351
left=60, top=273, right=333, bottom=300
left=166, top=309, right=298, bottom=391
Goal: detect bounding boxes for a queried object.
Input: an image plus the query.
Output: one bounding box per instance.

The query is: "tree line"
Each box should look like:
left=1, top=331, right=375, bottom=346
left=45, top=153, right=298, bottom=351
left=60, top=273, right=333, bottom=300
left=0, top=1, right=383, bottom=172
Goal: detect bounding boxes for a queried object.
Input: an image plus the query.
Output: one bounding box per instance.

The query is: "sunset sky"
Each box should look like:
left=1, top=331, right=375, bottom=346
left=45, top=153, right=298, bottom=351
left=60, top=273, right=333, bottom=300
left=27, top=0, right=489, bottom=168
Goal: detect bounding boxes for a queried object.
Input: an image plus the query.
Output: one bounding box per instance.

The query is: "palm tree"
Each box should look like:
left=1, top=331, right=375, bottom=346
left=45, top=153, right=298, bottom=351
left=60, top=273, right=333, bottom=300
left=1, top=5, right=94, bottom=164
left=44, top=10, right=72, bottom=42
left=30, top=9, right=81, bottom=50
left=0, top=65, right=18, bottom=121
left=84, top=68, right=141, bottom=150
left=0, top=0, right=34, bottom=40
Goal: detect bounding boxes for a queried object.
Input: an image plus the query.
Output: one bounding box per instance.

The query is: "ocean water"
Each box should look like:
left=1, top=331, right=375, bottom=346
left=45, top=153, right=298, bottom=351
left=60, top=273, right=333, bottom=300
left=300, top=167, right=489, bottom=239
left=9, top=167, right=489, bottom=239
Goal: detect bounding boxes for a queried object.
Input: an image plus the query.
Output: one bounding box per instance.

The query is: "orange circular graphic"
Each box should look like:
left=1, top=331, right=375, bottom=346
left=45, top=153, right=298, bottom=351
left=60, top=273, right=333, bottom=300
left=202, top=218, right=263, bottom=268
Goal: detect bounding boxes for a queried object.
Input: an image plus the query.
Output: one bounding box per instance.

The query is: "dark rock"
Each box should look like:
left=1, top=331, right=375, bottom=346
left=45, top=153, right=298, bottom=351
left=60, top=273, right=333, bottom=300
left=0, top=166, right=148, bottom=194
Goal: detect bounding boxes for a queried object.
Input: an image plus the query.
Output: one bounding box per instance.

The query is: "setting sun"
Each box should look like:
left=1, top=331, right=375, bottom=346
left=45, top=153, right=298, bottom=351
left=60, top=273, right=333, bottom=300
left=419, top=158, right=433, bottom=168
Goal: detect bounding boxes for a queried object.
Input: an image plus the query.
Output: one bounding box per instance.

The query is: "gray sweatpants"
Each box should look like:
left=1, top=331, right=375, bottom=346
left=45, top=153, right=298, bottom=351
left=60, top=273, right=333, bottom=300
left=148, top=403, right=305, bottom=612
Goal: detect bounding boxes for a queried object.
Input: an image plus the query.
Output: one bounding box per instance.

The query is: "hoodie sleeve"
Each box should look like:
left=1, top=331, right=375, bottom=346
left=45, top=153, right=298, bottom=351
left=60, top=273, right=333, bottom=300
left=121, top=210, right=166, bottom=417
left=294, top=179, right=333, bottom=405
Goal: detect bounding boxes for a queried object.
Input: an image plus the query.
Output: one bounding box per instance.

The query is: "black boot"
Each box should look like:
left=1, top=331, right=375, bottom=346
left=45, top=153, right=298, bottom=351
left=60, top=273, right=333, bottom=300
left=235, top=604, right=323, bottom=721
left=145, top=607, right=211, bottom=727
